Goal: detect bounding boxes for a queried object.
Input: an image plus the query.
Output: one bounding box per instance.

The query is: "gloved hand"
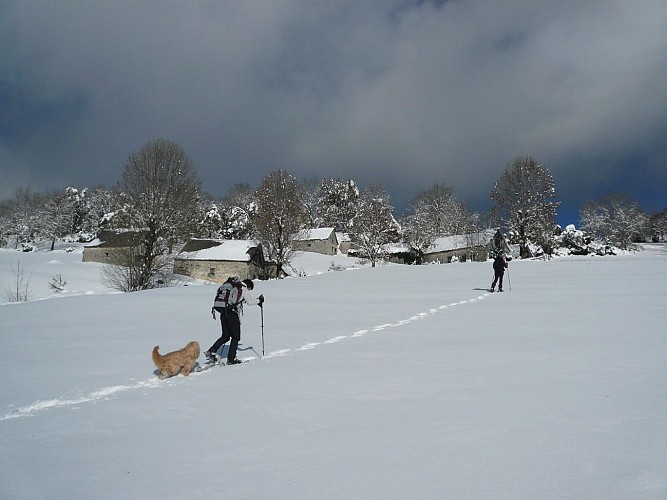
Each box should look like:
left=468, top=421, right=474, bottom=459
left=258, top=294, right=265, bottom=305
left=211, top=308, right=216, bottom=320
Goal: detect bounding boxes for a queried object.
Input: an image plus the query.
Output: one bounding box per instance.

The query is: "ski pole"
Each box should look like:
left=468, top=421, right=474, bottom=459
left=260, top=303, right=265, bottom=356
left=507, top=268, right=512, bottom=291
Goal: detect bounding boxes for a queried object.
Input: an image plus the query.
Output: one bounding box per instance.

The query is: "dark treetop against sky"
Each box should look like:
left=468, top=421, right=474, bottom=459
left=2, top=0, right=666, bottom=226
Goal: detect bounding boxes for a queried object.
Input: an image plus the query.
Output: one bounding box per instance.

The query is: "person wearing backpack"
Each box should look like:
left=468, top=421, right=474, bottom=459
left=205, top=277, right=264, bottom=364
left=490, top=252, right=508, bottom=292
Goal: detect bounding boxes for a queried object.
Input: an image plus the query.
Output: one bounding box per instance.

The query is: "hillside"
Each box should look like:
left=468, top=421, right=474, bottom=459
left=1, top=245, right=666, bottom=499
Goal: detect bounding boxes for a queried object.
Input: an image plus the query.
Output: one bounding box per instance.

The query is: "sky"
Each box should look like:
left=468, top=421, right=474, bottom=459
left=1, top=0, right=666, bottom=226
left=2, top=244, right=667, bottom=498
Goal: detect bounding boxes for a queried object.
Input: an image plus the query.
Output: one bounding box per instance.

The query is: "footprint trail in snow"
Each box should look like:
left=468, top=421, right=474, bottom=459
left=1, top=292, right=491, bottom=420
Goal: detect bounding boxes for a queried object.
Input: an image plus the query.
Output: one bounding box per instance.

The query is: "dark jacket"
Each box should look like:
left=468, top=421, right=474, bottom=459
left=493, top=254, right=508, bottom=273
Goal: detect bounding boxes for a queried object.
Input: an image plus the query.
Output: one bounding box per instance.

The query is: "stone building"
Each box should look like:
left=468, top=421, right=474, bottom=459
left=173, top=239, right=273, bottom=282
left=292, top=228, right=338, bottom=256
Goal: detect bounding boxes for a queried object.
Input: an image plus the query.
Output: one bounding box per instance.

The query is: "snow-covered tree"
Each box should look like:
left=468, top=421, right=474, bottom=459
left=402, top=183, right=482, bottom=264
left=410, top=183, right=473, bottom=237
left=648, top=209, right=667, bottom=242
left=491, top=156, right=560, bottom=258
left=251, top=169, right=309, bottom=277
left=301, top=177, right=321, bottom=228
left=196, top=193, right=226, bottom=239
left=0, top=199, right=12, bottom=247
left=4, top=188, right=45, bottom=249
left=317, top=178, right=359, bottom=232
left=349, top=185, right=400, bottom=267
left=82, top=187, right=117, bottom=237
left=579, top=193, right=648, bottom=249
left=400, top=211, right=437, bottom=265
left=41, top=191, right=73, bottom=250
left=219, top=183, right=255, bottom=239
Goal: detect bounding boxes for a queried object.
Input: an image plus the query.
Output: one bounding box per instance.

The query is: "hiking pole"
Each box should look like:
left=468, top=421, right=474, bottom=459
left=507, top=269, right=512, bottom=291
left=260, top=302, right=265, bottom=356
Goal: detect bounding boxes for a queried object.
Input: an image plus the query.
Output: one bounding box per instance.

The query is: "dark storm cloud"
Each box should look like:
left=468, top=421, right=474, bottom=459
left=1, top=0, right=666, bottom=224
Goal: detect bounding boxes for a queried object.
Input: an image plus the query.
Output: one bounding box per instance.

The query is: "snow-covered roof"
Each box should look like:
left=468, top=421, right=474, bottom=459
left=83, top=230, right=147, bottom=248
left=386, top=231, right=493, bottom=254
left=294, top=228, right=335, bottom=241
left=336, top=232, right=351, bottom=243
left=431, top=232, right=491, bottom=252
left=84, top=238, right=103, bottom=248
left=176, top=239, right=258, bottom=262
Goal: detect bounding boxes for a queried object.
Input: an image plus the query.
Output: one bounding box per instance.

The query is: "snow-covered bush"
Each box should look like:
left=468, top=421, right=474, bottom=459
left=554, top=225, right=616, bottom=256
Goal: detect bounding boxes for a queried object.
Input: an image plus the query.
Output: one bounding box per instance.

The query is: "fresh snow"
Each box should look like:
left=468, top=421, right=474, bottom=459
left=1, top=245, right=667, bottom=499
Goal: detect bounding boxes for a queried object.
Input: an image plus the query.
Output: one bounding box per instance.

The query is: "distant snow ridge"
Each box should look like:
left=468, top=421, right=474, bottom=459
left=1, top=292, right=490, bottom=420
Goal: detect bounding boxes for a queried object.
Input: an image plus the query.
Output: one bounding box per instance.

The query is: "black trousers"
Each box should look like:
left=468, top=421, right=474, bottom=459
left=491, top=271, right=504, bottom=290
left=209, top=307, right=241, bottom=362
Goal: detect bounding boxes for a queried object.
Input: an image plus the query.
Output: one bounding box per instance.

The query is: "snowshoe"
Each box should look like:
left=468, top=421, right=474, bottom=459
left=205, top=351, right=220, bottom=363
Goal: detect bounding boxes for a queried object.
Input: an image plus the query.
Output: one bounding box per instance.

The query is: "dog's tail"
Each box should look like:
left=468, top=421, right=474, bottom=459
left=152, top=345, right=162, bottom=367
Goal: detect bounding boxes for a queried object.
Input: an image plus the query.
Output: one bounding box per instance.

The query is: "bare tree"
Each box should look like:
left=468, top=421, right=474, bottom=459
left=491, top=156, right=560, bottom=258
left=349, top=185, right=400, bottom=267
left=101, top=247, right=176, bottom=292
left=112, top=139, right=202, bottom=291
left=412, top=183, right=470, bottom=236
left=251, top=170, right=309, bottom=277
left=4, top=259, right=31, bottom=302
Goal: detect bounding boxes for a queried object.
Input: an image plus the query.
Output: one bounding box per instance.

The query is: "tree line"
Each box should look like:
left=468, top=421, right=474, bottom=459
left=1, top=139, right=665, bottom=289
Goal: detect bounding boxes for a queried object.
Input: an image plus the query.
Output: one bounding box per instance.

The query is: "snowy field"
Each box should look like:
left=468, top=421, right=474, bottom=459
left=1, top=244, right=666, bottom=499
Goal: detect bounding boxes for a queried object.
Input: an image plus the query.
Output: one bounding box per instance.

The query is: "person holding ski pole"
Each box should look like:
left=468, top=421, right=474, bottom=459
left=490, top=251, right=508, bottom=293
left=205, top=277, right=264, bottom=365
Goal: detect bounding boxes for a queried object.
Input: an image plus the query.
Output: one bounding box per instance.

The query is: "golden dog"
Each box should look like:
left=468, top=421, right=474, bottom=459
left=152, top=341, right=200, bottom=379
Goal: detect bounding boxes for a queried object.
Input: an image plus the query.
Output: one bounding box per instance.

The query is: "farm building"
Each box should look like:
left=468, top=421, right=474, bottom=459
left=173, top=239, right=273, bottom=282
left=82, top=230, right=147, bottom=264
left=292, top=228, right=339, bottom=256
left=386, top=231, right=493, bottom=264
left=423, top=233, right=490, bottom=263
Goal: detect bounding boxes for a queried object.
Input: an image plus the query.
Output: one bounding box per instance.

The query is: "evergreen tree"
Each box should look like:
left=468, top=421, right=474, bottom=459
left=219, top=183, right=255, bottom=239
left=317, top=178, right=359, bottom=232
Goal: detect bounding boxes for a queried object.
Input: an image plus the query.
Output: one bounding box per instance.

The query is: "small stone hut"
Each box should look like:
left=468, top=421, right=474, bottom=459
left=292, top=228, right=339, bottom=256
left=423, top=234, right=489, bottom=263
left=386, top=232, right=491, bottom=264
left=82, top=230, right=147, bottom=264
left=173, top=239, right=273, bottom=282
